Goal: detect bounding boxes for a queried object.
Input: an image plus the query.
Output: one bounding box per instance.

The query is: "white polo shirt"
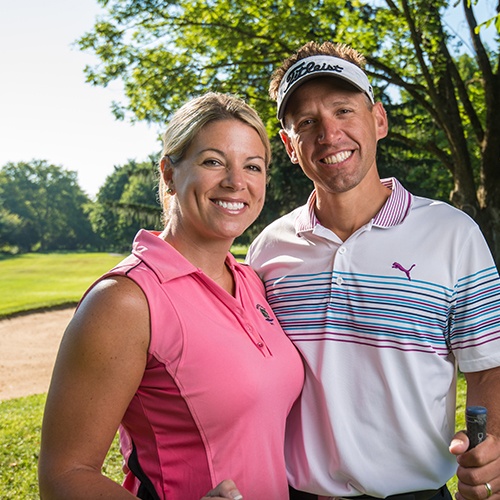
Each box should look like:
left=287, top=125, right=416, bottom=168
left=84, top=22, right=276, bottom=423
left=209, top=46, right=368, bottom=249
left=247, top=178, right=500, bottom=497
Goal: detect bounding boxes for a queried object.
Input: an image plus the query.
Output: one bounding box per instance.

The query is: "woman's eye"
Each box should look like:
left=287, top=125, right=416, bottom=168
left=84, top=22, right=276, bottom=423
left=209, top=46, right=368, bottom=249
left=204, top=159, right=222, bottom=167
left=246, top=164, right=263, bottom=172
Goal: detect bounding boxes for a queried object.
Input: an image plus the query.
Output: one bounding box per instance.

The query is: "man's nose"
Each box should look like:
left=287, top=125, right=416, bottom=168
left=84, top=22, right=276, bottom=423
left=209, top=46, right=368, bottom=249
left=317, top=119, right=341, bottom=143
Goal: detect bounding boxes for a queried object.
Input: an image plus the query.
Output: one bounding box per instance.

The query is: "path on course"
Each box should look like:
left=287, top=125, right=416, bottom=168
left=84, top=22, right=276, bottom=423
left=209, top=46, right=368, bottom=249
left=0, top=308, right=74, bottom=401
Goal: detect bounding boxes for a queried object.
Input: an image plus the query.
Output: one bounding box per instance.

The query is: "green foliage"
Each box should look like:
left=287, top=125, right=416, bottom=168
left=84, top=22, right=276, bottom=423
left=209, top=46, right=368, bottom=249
left=0, top=252, right=125, bottom=318
left=0, top=160, right=99, bottom=253
left=88, top=157, right=162, bottom=251
left=378, top=136, right=454, bottom=202
left=468, top=0, right=500, bottom=34
left=76, top=0, right=492, bottom=138
left=0, top=394, right=122, bottom=499
left=0, top=208, right=23, bottom=250
left=77, top=0, right=500, bottom=264
left=78, top=0, right=350, bottom=127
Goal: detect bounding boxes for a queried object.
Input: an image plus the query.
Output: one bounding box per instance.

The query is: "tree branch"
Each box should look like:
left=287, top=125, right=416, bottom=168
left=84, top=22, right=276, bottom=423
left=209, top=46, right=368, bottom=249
left=365, top=58, right=443, bottom=126
left=399, top=0, right=439, bottom=102
left=463, top=0, right=495, bottom=87
left=388, top=131, right=453, bottom=172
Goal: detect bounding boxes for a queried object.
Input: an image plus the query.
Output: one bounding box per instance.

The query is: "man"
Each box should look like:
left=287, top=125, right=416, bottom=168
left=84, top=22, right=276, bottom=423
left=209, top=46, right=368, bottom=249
left=246, top=41, right=500, bottom=500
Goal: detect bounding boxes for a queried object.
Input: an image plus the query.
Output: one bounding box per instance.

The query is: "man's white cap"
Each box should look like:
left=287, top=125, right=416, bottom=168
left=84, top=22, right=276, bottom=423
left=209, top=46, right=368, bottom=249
left=276, top=55, right=375, bottom=121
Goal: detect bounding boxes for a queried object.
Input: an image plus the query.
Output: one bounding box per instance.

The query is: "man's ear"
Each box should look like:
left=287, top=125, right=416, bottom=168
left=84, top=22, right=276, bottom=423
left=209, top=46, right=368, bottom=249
left=374, top=102, right=389, bottom=141
left=279, top=129, right=299, bottom=164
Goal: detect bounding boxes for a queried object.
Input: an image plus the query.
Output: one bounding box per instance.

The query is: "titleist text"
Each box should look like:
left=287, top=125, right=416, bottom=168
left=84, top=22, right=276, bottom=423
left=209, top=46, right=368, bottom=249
left=284, top=61, right=344, bottom=93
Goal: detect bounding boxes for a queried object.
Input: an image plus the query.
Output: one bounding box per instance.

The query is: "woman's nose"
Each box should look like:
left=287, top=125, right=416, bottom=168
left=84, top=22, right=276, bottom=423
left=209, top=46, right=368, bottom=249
left=221, top=167, right=245, bottom=190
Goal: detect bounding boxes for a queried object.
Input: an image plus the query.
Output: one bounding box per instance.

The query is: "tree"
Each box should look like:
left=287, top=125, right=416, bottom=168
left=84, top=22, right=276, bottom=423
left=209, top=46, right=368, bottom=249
left=0, top=208, right=24, bottom=253
left=0, top=160, right=97, bottom=253
left=88, top=157, right=162, bottom=251
left=78, top=0, right=500, bottom=262
left=469, top=0, right=500, bottom=33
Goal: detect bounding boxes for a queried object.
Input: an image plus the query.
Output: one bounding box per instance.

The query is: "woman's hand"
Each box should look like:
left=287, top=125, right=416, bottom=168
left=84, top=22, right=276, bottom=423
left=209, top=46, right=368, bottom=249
left=201, top=479, right=243, bottom=500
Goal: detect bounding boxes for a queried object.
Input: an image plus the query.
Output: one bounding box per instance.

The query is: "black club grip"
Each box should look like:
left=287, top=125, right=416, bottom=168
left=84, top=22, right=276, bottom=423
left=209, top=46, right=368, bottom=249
left=466, top=406, right=487, bottom=450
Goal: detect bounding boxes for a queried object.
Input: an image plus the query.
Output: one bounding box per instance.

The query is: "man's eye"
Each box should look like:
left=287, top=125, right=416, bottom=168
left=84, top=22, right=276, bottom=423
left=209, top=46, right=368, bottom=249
left=296, top=119, right=314, bottom=130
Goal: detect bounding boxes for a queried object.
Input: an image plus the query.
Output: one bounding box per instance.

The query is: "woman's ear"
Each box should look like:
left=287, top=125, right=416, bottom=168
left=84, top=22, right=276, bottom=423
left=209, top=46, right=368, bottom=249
left=161, top=155, right=177, bottom=195
left=160, top=155, right=173, bottom=184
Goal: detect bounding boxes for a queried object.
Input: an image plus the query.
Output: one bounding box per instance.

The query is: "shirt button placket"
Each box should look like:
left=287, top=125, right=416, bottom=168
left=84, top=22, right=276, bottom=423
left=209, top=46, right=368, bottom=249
left=334, top=246, right=347, bottom=286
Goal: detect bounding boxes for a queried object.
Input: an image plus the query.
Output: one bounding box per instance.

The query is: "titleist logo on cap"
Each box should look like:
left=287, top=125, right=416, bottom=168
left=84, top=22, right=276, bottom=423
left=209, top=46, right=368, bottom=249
left=283, top=60, right=346, bottom=94
left=276, top=55, right=375, bottom=120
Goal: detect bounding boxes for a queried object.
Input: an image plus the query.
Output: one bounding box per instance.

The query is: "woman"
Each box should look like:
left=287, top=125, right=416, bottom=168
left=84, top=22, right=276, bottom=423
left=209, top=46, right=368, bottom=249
left=38, top=93, right=304, bottom=499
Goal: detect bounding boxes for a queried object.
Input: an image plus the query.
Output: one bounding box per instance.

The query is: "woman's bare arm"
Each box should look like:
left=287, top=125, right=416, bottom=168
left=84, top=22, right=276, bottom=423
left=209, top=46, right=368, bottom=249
left=38, top=276, right=150, bottom=499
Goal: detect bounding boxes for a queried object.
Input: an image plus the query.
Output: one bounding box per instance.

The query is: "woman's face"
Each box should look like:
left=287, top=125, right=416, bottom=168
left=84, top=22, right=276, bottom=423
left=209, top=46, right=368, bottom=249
left=165, top=119, right=267, bottom=245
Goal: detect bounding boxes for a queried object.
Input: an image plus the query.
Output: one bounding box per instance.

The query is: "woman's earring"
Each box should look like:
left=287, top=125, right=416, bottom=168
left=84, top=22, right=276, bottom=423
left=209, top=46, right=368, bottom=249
left=166, top=186, right=175, bottom=195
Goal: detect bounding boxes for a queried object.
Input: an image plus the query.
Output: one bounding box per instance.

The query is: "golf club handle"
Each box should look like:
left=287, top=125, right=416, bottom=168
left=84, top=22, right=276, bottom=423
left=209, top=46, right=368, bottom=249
left=466, top=406, right=487, bottom=450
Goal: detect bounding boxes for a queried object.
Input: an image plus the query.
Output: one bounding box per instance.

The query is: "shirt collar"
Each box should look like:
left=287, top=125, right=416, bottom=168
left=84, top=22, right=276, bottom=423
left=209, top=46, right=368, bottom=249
left=131, top=230, right=239, bottom=283
left=294, top=177, right=413, bottom=235
left=373, top=177, right=414, bottom=227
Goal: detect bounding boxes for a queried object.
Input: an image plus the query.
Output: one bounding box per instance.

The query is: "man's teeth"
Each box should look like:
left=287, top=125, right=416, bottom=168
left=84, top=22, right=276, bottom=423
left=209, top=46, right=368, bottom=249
left=215, top=200, right=245, bottom=210
left=323, top=150, right=352, bottom=164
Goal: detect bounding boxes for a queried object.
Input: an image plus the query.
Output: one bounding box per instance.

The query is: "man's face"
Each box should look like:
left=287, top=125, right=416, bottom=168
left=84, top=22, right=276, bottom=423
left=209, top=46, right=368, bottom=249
left=280, top=77, right=388, bottom=197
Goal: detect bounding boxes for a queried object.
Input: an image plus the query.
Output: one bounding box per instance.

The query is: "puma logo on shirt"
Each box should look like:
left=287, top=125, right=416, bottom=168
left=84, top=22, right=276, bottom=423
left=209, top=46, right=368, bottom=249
left=392, top=262, right=416, bottom=281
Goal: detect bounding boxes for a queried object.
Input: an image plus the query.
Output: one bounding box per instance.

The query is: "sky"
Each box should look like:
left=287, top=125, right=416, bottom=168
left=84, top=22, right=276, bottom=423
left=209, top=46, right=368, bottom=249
left=0, top=1, right=496, bottom=199
left=0, top=0, right=162, bottom=199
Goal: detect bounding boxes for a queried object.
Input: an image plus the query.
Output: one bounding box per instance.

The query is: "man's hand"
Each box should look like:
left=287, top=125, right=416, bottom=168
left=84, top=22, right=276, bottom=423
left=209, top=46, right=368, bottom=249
left=450, top=430, right=500, bottom=499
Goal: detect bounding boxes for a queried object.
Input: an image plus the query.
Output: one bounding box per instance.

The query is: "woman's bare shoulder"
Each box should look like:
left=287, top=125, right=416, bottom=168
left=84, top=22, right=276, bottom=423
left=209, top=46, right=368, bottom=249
left=66, top=276, right=150, bottom=351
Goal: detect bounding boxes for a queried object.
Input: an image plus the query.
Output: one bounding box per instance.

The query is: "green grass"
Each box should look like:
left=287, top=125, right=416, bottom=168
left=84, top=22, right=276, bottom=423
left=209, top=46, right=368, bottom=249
left=0, top=251, right=126, bottom=497
left=0, top=394, right=45, bottom=499
left=0, top=394, right=123, bottom=499
left=0, top=253, right=126, bottom=318
left=446, top=370, right=467, bottom=495
left=0, top=246, right=248, bottom=318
